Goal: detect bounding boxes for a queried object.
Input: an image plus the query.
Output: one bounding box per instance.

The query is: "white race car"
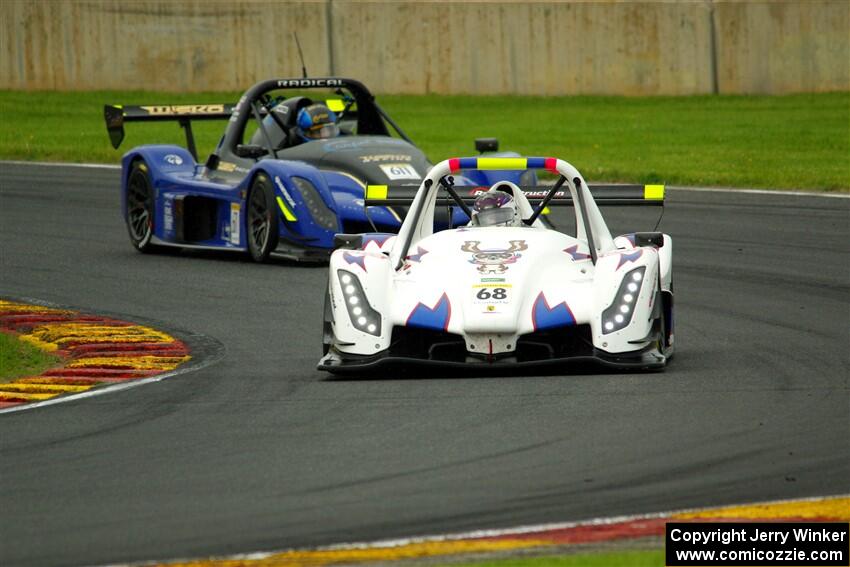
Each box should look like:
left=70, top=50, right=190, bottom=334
left=318, top=156, right=673, bottom=374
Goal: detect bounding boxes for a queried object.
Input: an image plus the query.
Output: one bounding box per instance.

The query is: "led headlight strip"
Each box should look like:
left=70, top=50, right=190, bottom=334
left=337, top=269, right=382, bottom=336
left=602, top=266, right=646, bottom=334
left=292, top=176, right=337, bottom=230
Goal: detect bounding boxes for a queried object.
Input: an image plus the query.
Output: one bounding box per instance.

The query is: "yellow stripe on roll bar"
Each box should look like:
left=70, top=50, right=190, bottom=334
left=276, top=196, right=297, bottom=221
left=366, top=185, right=388, bottom=200
left=477, top=158, right=527, bottom=170
left=644, top=184, right=665, bottom=200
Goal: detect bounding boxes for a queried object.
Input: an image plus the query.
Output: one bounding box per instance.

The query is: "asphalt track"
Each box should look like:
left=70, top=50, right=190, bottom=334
left=1, top=162, right=848, bottom=567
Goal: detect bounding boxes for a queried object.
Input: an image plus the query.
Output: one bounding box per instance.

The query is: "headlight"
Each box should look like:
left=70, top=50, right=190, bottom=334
left=602, top=266, right=645, bottom=334
left=337, top=269, right=381, bottom=336
left=292, top=177, right=337, bottom=231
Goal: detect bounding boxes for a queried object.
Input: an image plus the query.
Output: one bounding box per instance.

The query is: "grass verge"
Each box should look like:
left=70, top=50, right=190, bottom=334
left=450, top=549, right=664, bottom=567
left=1, top=90, right=847, bottom=190
left=0, top=331, right=60, bottom=383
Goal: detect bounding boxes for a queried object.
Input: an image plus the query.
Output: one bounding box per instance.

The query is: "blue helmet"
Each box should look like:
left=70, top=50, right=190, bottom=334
left=295, top=103, right=340, bottom=142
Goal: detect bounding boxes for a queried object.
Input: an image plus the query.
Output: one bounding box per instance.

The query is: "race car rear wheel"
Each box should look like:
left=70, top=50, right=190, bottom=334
left=126, top=160, right=158, bottom=253
left=246, top=173, right=280, bottom=262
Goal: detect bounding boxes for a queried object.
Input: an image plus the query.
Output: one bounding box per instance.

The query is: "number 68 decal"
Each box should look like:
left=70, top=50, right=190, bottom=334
left=472, top=284, right=512, bottom=304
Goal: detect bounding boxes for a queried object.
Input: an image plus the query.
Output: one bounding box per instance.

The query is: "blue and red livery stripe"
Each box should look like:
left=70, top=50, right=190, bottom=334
left=615, top=249, right=643, bottom=270
left=531, top=292, right=576, bottom=331
left=406, top=293, right=451, bottom=331
left=447, top=157, right=558, bottom=172
left=342, top=251, right=368, bottom=272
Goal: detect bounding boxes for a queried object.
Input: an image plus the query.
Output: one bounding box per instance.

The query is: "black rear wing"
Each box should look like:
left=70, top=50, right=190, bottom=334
left=364, top=184, right=665, bottom=207
left=104, top=104, right=235, bottom=159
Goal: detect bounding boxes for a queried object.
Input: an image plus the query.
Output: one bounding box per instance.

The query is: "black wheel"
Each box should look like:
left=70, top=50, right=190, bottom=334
left=246, top=173, right=280, bottom=262
left=663, top=280, right=674, bottom=358
left=655, top=276, right=674, bottom=360
left=322, top=284, right=334, bottom=355
left=126, top=160, right=158, bottom=252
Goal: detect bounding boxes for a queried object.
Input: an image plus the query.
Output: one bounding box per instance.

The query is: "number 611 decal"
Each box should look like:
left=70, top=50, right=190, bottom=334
left=472, top=284, right=512, bottom=304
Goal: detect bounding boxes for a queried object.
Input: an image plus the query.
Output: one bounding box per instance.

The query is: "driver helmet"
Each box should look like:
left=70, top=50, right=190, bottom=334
left=471, top=187, right=522, bottom=227
left=295, top=103, right=340, bottom=142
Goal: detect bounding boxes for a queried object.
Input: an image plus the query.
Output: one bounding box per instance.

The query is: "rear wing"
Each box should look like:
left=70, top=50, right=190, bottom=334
left=364, top=184, right=665, bottom=207
left=104, top=104, right=235, bottom=159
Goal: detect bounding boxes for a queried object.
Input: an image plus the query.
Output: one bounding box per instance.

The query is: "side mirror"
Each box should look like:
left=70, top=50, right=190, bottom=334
left=632, top=232, right=665, bottom=248
left=333, top=234, right=363, bottom=250
left=235, top=144, right=268, bottom=159
left=475, top=138, right=499, bottom=153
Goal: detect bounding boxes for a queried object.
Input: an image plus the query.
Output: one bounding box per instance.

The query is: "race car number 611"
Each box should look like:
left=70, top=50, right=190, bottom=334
left=472, top=284, right=512, bottom=304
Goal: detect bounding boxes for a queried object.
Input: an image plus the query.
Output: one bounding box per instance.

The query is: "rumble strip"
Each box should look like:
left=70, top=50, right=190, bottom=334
left=0, top=299, right=190, bottom=412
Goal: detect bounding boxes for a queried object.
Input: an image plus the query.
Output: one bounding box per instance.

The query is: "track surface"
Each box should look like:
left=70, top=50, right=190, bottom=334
left=1, top=162, right=847, bottom=567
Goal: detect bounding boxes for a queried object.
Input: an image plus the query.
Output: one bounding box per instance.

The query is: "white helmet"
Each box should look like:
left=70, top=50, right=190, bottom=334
left=471, top=183, right=523, bottom=227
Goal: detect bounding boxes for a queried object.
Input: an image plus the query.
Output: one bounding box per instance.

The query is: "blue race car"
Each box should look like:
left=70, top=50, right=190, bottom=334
left=105, top=77, right=534, bottom=262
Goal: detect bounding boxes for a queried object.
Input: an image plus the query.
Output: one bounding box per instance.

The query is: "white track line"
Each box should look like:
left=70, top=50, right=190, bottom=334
left=0, top=159, right=120, bottom=170
left=0, top=361, right=217, bottom=416
left=1, top=160, right=847, bottom=198
left=667, top=185, right=849, bottom=199
left=117, top=493, right=849, bottom=566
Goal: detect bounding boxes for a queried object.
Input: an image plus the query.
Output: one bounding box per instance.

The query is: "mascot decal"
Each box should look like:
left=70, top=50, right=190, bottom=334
left=461, top=240, right=528, bottom=274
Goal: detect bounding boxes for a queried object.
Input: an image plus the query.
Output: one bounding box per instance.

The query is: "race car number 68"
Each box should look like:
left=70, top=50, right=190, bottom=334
left=477, top=288, right=507, bottom=300
left=472, top=284, right=512, bottom=304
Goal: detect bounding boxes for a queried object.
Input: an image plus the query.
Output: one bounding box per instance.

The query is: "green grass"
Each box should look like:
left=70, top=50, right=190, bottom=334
left=0, top=332, right=59, bottom=383
left=449, top=549, right=664, bottom=567
left=1, top=90, right=847, bottom=190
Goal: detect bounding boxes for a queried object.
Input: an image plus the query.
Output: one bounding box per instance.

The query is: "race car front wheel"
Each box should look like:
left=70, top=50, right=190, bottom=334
left=126, top=160, right=158, bottom=253
left=247, top=173, right=280, bottom=262
left=322, top=283, right=334, bottom=355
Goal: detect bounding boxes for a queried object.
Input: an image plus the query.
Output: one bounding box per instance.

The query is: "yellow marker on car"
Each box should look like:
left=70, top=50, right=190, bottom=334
left=276, top=197, right=297, bottom=221
left=326, top=99, right=346, bottom=112
left=644, top=184, right=665, bottom=200
left=477, top=158, right=527, bottom=170
left=366, top=185, right=388, bottom=200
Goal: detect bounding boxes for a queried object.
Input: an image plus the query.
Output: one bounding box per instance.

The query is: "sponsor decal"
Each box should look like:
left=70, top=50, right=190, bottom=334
left=472, top=284, right=512, bottom=305
left=522, top=190, right=568, bottom=199
left=360, top=154, right=413, bottom=163
left=480, top=277, right=505, bottom=283
left=323, top=138, right=408, bottom=152
left=277, top=78, right=343, bottom=88
left=461, top=240, right=527, bottom=274
left=229, top=203, right=240, bottom=245
left=141, top=104, right=226, bottom=115
left=380, top=164, right=420, bottom=181
left=217, top=161, right=237, bottom=173
left=273, top=176, right=297, bottom=210
left=163, top=154, right=183, bottom=166
left=164, top=198, right=174, bottom=233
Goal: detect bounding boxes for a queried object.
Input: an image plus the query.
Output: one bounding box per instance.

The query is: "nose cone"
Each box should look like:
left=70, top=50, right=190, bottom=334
left=405, top=228, right=591, bottom=337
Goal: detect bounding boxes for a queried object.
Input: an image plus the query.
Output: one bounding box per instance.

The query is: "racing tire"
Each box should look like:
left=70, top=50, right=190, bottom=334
left=246, top=173, right=280, bottom=262
left=655, top=276, right=673, bottom=363
left=322, top=286, right=334, bottom=356
left=663, top=280, right=674, bottom=359
left=125, top=160, right=160, bottom=253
